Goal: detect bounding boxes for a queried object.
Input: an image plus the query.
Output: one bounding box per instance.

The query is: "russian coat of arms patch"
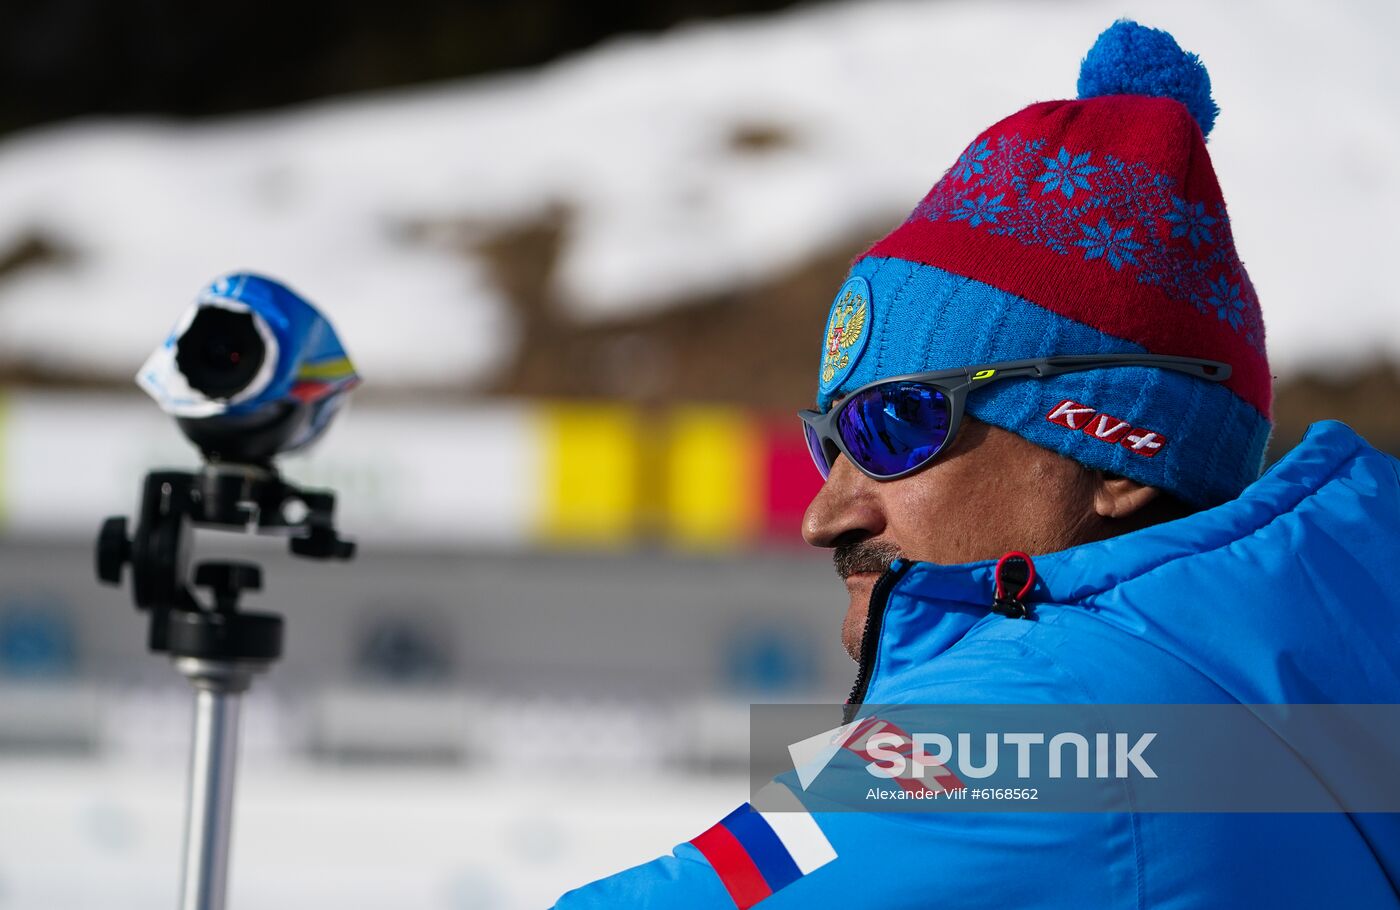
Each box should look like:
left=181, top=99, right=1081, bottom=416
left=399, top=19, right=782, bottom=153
left=819, top=276, right=872, bottom=392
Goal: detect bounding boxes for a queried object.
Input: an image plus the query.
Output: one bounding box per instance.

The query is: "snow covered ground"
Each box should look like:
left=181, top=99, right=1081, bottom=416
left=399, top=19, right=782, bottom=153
left=0, top=0, right=1394, bottom=389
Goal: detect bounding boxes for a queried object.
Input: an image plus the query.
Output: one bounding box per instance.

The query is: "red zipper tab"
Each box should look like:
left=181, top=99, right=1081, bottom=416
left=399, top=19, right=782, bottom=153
left=991, top=551, right=1037, bottom=619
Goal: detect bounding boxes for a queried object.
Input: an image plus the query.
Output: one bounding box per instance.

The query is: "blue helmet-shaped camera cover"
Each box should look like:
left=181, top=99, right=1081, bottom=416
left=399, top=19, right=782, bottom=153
left=138, top=273, right=360, bottom=458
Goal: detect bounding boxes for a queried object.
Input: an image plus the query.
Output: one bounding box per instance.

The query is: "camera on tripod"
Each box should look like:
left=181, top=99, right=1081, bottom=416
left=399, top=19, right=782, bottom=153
left=137, top=272, right=360, bottom=464
left=93, top=272, right=361, bottom=909
left=98, top=271, right=360, bottom=654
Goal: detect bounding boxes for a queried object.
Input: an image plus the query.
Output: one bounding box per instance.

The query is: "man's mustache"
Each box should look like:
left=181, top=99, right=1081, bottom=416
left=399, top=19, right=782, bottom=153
left=833, top=540, right=902, bottom=579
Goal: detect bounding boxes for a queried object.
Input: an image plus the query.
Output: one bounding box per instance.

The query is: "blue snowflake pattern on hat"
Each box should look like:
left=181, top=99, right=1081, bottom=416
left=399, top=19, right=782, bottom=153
left=1205, top=274, right=1246, bottom=329
left=952, top=139, right=995, bottom=183
left=1164, top=197, right=1217, bottom=248
left=910, top=133, right=1262, bottom=348
left=1074, top=218, right=1144, bottom=270
left=1036, top=147, right=1099, bottom=199
left=949, top=193, right=1010, bottom=227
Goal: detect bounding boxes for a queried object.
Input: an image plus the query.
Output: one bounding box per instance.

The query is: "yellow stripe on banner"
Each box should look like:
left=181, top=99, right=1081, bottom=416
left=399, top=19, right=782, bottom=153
left=538, top=404, right=642, bottom=546
left=664, top=407, right=761, bottom=550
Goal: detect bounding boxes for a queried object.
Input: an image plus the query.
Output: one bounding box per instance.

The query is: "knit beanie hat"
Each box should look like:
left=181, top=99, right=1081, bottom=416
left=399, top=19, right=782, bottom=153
left=815, top=20, right=1271, bottom=507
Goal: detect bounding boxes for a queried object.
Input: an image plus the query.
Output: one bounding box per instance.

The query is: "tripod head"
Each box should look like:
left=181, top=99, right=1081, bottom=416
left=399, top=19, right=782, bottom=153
left=96, top=465, right=355, bottom=663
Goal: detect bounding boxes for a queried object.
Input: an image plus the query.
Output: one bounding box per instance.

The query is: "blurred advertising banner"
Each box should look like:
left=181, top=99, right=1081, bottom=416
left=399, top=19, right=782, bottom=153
left=0, top=391, right=821, bottom=550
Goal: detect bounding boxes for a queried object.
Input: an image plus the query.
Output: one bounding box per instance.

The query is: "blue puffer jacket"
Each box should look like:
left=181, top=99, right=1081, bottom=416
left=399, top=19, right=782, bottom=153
left=554, top=421, right=1400, bottom=908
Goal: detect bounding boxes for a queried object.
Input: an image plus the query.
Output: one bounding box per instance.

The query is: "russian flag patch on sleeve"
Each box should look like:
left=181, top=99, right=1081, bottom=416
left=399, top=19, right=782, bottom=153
left=687, top=785, right=837, bottom=909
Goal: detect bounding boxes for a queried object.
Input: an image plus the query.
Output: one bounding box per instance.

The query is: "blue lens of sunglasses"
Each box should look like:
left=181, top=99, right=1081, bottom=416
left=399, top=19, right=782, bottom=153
left=836, top=382, right=952, bottom=477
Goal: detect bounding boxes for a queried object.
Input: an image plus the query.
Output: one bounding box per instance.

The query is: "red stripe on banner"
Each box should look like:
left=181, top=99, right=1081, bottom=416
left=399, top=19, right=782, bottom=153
left=690, top=823, right=775, bottom=909
left=760, top=417, right=824, bottom=544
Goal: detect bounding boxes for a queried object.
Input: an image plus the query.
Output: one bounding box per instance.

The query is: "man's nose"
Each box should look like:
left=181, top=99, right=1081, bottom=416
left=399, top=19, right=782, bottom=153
left=801, top=456, right=886, bottom=548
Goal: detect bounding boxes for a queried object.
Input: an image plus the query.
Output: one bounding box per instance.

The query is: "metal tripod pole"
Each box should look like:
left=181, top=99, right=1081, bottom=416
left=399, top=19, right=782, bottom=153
left=175, top=658, right=263, bottom=910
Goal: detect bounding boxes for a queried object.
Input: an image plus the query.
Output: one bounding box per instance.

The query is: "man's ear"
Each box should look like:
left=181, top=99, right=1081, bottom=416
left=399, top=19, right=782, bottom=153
left=1093, top=472, right=1162, bottom=520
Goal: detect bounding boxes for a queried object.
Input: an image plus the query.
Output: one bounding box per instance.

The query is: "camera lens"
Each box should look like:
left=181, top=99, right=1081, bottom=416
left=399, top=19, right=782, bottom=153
left=175, top=307, right=267, bottom=400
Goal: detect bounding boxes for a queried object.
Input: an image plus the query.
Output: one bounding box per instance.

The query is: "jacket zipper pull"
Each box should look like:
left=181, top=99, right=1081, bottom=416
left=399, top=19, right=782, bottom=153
left=991, top=551, right=1037, bottom=619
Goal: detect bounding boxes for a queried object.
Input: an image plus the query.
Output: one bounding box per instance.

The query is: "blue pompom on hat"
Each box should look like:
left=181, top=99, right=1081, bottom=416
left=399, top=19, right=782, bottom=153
left=1077, top=19, right=1219, bottom=138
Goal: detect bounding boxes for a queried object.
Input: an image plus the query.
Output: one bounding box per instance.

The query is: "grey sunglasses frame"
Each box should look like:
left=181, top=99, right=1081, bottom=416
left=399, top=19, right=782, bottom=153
left=797, top=353, right=1231, bottom=481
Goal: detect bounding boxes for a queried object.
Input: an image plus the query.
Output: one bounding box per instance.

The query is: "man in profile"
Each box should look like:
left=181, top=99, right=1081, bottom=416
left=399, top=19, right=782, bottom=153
left=554, top=20, right=1400, bottom=908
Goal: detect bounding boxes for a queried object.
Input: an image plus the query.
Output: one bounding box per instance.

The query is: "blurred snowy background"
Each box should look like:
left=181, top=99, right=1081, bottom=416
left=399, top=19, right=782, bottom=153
left=0, top=0, right=1396, bottom=907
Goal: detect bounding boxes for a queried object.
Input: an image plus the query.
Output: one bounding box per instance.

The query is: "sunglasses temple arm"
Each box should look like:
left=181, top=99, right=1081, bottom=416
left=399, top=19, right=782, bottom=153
left=1032, top=357, right=1232, bottom=382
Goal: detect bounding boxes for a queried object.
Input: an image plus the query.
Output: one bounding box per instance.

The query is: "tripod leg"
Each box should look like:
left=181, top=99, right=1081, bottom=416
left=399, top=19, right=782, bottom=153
left=179, top=680, right=244, bottom=910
